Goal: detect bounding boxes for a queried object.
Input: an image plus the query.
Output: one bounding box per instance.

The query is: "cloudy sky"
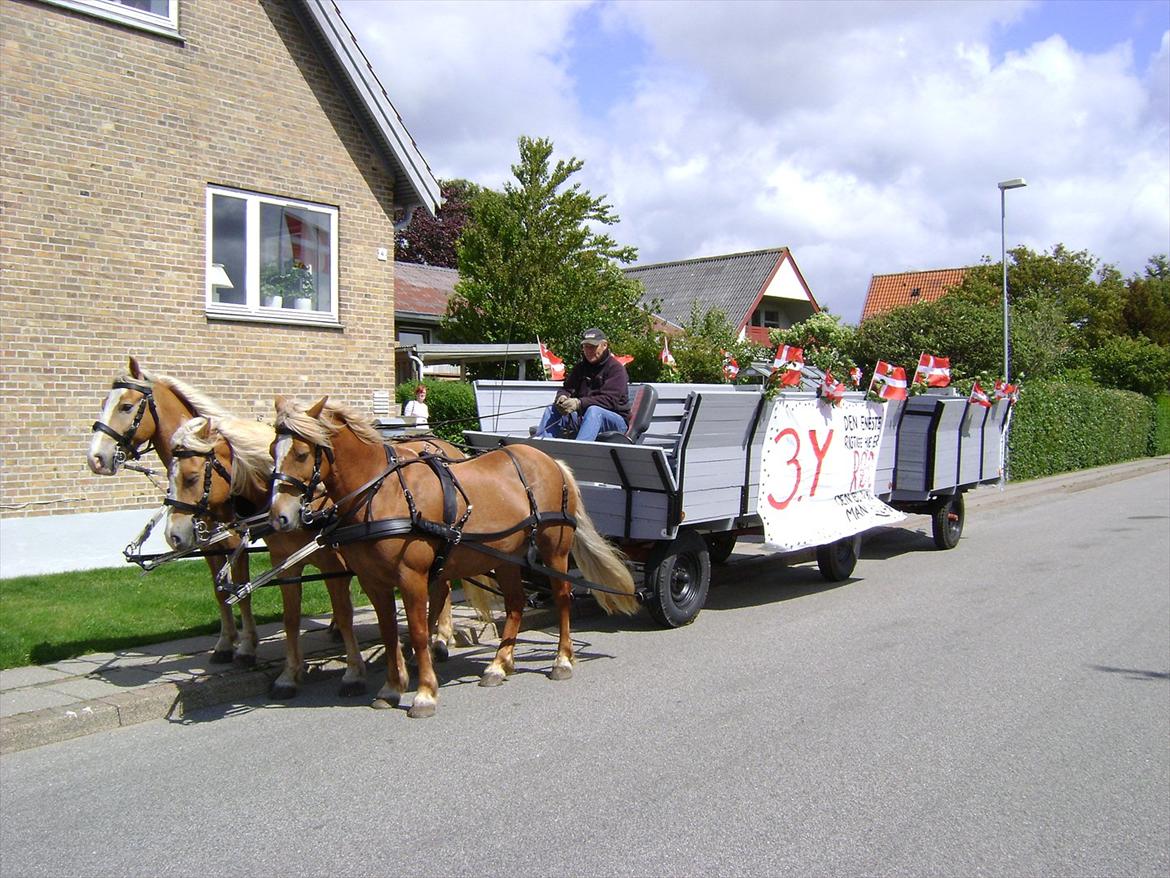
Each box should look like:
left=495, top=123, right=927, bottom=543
left=338, top=0, right=1170, bottom=322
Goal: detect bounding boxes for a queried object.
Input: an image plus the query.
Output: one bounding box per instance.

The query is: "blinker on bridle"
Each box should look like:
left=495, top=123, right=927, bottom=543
left=164, top=447, right=233, bottom=537
left=91, top=378, right=159, bottom=467
left=271, top=428, right=334, bottom=525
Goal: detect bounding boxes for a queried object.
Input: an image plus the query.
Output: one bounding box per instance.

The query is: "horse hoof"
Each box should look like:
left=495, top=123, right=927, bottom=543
left=432, top=641, right=449, bottom=663
left=234, top=653, right=257, bottom=669
left=479, top=671, right=506, bottom=688
left=270, top=683, right=297, bottom=700
left=338, top=680, right=367, bottom=698
left=210, top=649, right=234, bottom=665
left=371, top=696, right=399, bottom=710
left=549, top=664, right=573, bottom=682
left=328, top=624, right=343, bottom=643
left=408, top=701, right=436, bottom=719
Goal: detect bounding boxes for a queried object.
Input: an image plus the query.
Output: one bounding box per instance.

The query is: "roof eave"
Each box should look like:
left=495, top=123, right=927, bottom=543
left=296, top=0, right=441, bottom=217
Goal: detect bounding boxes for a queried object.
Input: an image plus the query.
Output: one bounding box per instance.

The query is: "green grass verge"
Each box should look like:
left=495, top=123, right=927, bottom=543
left=0, top=555, right=369, bottom=670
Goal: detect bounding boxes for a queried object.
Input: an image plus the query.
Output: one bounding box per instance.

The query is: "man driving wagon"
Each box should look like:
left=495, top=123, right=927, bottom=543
left=534, top=327, right=630, bottom=441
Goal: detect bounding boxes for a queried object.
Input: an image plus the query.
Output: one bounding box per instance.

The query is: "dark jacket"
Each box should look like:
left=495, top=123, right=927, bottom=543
left=556, top=350, right=630, bottom=418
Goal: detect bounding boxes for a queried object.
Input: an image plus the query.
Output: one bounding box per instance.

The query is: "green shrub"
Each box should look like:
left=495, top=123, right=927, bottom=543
left=1084, top=334, right=1170, bottom=397
left=1008, top=380, right=1156, bottom=480
left=395, top=380, right=477, bottom=444
left=1153, top=393, right=1170, bottom=456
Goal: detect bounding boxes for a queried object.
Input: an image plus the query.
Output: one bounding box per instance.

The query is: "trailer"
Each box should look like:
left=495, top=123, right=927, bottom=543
left=464, top=380, right=1012, bottom=628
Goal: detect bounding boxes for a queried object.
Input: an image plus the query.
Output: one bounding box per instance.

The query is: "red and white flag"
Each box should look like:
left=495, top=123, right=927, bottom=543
left=914, top=353, right=951, bottom=387
left=537, top=338, right=565, bottom=381
left=721, top=350, right=739, bottom=381
left=820, top=371, right=847, bottom=405
left=994, top=380, right=1018, bottom=401
left=969, top=381, right=992, bottom=407
left=659, top=335, right=676, bottom=367
left=849, top=366, right=863, bottom=387
left=868, top=359, right=908, bottom=401
left=613, top=353, right=634, bottom=367
left=771, top=344, right=803, bottom=386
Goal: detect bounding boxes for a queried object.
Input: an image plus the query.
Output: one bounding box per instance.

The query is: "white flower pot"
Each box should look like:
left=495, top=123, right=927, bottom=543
left=262, top=295, right=282, bottom=309
left=293, top=298, right=312, bottom=310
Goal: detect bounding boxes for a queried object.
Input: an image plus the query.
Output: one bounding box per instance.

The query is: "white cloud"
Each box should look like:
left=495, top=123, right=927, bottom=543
left=339, top=0, right=1170, bottom=322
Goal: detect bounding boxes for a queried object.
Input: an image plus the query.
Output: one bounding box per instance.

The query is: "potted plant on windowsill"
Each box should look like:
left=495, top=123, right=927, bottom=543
left=260, top=261, right=315, bottom=310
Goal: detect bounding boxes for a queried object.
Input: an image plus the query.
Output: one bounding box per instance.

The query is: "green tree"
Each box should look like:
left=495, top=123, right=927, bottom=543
left=442, top=137, right=643, bottom=357
left=395, top=179, right=480, bottom=268
left=614, top=303, right=765, bottom=384
left=1123, top=256, right=1170, bottom=346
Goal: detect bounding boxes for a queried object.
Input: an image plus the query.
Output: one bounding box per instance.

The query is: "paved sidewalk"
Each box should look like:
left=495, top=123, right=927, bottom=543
left=2, top=456, right=1166, bottom=755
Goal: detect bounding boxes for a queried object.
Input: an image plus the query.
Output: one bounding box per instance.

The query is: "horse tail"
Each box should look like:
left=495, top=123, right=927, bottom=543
left=460, top=577, right=500, bottom=621
left=555, top=460, right=640, bottom=616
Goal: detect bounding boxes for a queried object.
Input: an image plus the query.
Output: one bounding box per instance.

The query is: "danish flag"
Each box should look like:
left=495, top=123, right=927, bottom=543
left=721, top=350, right=739, bottom=381
left=659, top=335, right=676, bottom=367
left=820, top=371, right=847, bottom=405
left=849, top=366, right=863, bottom=386
left=969, top=381, right=992, bottom=407
left=538, top=339, right=565, bottom=381
left=613, top=354, right=634, bottom=367
left=994, top=380, right=1018, bottom=401
left=772, top=344, right=803, bottom=386
left=914, top=353, right=951, bottom=387
left=868, top=359, right=908, bottom=401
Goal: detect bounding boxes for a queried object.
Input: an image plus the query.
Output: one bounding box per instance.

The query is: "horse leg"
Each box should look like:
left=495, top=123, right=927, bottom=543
left=546, top=548, right=575, bottom=682
left=204, top=554, right=238, bottom=664
left=271, top=578, right=305, bottom=700
left=367, top=584, right=407, bottom=709
left=480, top=565, right=525, bottom=687
left=429, top=579, right=453, bottom=663
left=403, top=573, right=439, bottom=718
left=231, top=550, right=259, bottom=667
left=322, top=564, right=366, bottom=697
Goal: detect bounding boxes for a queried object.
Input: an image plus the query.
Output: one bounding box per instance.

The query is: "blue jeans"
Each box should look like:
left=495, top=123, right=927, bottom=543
left=536, top=404, right=627, bottom=442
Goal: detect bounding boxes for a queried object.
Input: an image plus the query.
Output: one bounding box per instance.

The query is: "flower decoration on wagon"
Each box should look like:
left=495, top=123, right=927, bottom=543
left=721, top=349, right=739, bottom=382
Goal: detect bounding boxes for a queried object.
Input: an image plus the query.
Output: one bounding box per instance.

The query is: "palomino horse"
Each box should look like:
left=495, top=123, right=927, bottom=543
left=164, top=416, right=367, bottom=699
left=87, top=357, right=258, bottom=665
left=268, top=396, right=640, bottom=718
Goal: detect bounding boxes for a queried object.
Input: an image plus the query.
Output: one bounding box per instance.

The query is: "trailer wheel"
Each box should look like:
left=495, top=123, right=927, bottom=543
left=645, top=531, right=711, bottom=628
left=704, top=532, right=736, bottom=565
left=816, top=537, right=858, bottom=582
left=932, top=493, right=965, bottom=549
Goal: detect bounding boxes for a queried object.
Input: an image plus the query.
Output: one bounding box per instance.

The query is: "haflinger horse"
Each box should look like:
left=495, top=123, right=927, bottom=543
left=268, top=395, right=640, bottom=718
left=87, top=357, right=258, bottom=665
left=163, top=415, right=367, bottom=699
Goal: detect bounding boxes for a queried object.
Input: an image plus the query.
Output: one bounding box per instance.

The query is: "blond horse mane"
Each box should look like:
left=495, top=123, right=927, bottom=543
left=137, top=369, right=234, bottom=420
left=172, top=416, right=275, bottom=497
left=274, top=398, right=383, bottom=447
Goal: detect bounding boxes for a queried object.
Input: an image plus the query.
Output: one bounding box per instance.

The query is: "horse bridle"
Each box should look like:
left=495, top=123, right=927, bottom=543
left=164, top=447, right=233, bottom=538
left=91, top=378, right=158, bottom=467
left=271, top=428, right=335, bottom=526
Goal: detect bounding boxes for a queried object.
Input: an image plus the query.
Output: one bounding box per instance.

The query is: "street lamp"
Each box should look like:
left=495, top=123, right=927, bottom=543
left=998, top=178, right=1027, bottom=381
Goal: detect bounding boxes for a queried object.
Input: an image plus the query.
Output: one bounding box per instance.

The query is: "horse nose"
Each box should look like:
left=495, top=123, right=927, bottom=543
left=88, top=451, right=109, bottom=474
left=168, top=532, right=184, bottom=549
left=274, top=511, right=291, bottom=531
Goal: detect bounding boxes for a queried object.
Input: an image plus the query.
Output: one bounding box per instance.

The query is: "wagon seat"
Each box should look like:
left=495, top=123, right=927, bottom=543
left=597, top=383, right=658, bottom=444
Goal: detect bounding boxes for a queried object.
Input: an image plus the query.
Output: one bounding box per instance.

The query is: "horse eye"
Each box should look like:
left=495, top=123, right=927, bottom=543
left=295, top=451, right=311, bottom=463
left=119, top=403, right=134, bottom=413
left=184, top=475, right=199, bottom=488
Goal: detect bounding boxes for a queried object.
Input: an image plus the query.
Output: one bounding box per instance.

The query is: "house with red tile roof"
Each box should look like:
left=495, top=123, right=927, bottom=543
left=394, top=262, right=459, bottom=346
left=860, top=267, right=969, bottom=321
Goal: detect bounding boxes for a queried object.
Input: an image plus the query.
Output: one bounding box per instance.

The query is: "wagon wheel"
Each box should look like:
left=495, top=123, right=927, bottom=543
left=645, top=531, right=711, bottom=629
left=931, top=493, right=965, bottom=550
left=816, top=536, right=858, bottom=582
left=704, top=532, right=736, bottom=565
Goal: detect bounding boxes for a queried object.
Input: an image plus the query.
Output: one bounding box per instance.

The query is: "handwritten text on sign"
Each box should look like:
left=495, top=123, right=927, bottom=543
left=758, top=397, right=904, bottom=551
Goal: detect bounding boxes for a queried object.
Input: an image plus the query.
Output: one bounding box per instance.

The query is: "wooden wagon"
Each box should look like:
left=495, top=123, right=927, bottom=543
left=465, top=380, right=1012, bottom=628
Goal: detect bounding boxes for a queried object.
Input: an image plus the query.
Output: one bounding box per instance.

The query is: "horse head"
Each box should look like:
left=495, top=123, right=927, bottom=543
left=269, top=395, right=334, bottom=533
left=88, top=356, right=156, bottom=475
left=164, top=416, right=235, bottom=550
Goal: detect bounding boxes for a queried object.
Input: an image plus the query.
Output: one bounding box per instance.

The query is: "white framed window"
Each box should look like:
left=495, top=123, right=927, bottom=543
left=206, top=186, right=340, bottom=327
left=40, top=0, right=181, bottom=40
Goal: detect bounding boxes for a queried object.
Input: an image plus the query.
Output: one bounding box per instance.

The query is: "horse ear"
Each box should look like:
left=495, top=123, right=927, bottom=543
left=129, top=356, right=142, bottom=379
left=274, top=394, right=288, bottom=415
left=195, top=418, right=213, bottom=440
left=307, top=397, right=328, bottom=419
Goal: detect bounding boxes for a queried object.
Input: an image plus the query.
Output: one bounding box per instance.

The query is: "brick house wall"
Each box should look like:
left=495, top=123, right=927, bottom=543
left=0, top=0, right=408, bottom=519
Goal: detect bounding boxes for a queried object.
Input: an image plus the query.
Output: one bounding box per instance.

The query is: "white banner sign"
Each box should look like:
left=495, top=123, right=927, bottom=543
left=758, top=396, right=904, bottom=551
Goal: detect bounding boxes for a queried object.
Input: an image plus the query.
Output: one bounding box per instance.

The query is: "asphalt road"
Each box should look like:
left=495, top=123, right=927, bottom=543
left=1, top=471, right=1167, bottom=877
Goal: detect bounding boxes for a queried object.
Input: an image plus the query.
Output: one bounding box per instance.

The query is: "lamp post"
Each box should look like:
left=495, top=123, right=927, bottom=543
left=998, top=178, right=1027, bottom=381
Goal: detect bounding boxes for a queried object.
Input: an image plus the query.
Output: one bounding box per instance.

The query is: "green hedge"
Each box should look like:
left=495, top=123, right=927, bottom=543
left=1153, top=393, right=1170, bottom=456
left=1009, top=380, right=1156, bottom=480
left=395, top=380, right=478, bottom=444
